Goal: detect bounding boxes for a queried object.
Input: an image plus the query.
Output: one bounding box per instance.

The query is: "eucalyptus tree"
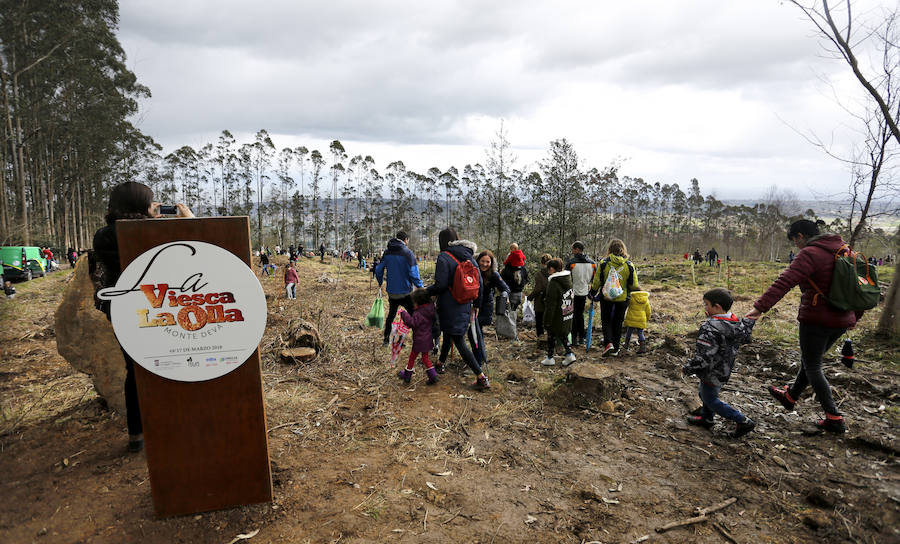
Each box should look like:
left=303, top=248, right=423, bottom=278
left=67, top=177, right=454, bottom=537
left=215, top=130, right=236, bottom=214
left=309, top=149, right=324, bottom=247
left=276, top=147, right=295, bottom=246
left=293, top=146, right=309, bottom=244
left=329, top=139, right=346, bottom=250
left=250, top=129, right=275, bottom=246
left=539, top=139, right=585, bottom=254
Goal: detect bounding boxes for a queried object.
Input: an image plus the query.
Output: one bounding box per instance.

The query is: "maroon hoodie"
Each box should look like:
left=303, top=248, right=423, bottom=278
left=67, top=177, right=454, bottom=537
left=753, top=234, right=858, bottom=329
left=400, top=303, right=436, bottom=353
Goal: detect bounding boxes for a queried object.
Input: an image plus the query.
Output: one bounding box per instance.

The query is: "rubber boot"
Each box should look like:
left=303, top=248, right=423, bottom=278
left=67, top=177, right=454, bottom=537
left=425, top=367, right=439, bottom=385
left=398, top=369, right=412, bottom=383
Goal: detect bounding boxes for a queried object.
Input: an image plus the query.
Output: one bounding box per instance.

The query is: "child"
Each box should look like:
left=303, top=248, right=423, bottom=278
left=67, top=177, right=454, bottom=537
left=682, top=288, right=756, bottom=438
left=284, top=262, right=299, bottom=299
left=398, top=288, right=439, bottom=385
left=260, top=252, right=271, bottom=276
left=503, top=243, right=526, bottom=267
left=4, top=280, right=15, bottom=299
left=540, top=258, right=576, bottom=367
left=622, top=290, right=651, bottom=353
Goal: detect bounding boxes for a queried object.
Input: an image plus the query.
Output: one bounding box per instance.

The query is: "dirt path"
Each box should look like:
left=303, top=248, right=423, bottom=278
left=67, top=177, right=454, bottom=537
left=1, top=257, right=897, bottom=543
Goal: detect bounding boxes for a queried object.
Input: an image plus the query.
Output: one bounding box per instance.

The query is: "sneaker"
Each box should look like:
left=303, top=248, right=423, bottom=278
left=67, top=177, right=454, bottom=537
left=815, top=414, right=847, bottom=434
left=768, top=385, right=796, bottom=411
left=397, top=369, right=412, bottom=384
left=732, top=418, right=756, bottom=438
left=435, top=362, right=446, bottom=374
left=601, top=343, right=615, bottom=357
left=473, top=375, right=491, bottom=390
left=605, top=349, right=619, bottom=358
left=541, top=357, right=556, bottom=366
left=562, top=352, right=577, bottom=366
left=686, top=415, right=714, bottom=429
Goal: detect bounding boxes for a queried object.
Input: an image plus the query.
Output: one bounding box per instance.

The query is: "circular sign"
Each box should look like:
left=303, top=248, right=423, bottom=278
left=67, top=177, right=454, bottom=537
left=97, top=241, right=267, bottom=382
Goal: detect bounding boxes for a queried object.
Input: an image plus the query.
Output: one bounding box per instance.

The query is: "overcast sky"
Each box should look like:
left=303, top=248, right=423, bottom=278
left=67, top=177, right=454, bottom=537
left=118, top=1, right=889, bottom=200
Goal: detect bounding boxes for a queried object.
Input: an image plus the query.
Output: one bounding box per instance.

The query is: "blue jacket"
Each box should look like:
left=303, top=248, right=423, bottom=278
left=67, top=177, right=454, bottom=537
left=478, top=269, right=509, bottom=326
left=427, top=240, right=483, bottom=336
left=375, top=238, right=423, bottom=295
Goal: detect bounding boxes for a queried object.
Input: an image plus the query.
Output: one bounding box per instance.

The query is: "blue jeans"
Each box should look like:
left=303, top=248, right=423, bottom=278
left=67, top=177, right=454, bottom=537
left=623, top=327, right=645, bottom=347
left=699, top=382, right=746, bottom=423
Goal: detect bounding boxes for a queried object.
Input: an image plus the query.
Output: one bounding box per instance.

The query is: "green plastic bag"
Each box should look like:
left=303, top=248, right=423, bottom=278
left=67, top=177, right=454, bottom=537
left=367, top=294, right=385, bottom=327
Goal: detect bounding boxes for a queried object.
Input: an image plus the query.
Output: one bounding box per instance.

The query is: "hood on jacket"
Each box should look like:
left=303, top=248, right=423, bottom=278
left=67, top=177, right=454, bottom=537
left=548, top=270, right=571, bottom=280
left=606, top=254, right=628, bottom=267
left=448, top=239, right=477, bottom=253
left=385, top=238, right=416, bottom=265
left=805, top=233, right=847, bottom=254
left=708, top=313, right=747, bottom=340
left=629, top=291, right=649, bottom=304
left=567, top=253, right=594, bottom=265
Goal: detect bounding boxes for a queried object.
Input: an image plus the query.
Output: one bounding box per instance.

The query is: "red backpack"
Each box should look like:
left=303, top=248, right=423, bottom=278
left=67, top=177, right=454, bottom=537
left=444, top=251, right=480, bottom=304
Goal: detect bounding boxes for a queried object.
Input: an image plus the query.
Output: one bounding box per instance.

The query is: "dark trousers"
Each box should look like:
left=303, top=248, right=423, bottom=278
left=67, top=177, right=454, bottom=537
left=439, top=333, right=482, bottom=376
left=789, top=322, right=845, bottom=416
left=547, top=333, right=571, bottom=358
left=600, top=299, right=628, bottom=350
left=122, top=349, right=142, bottom=436
left=572, top=295, right=587, bottom=342
left=535, top=311, right=545, bottom=336
left=383, top=294, right=414, bottom=342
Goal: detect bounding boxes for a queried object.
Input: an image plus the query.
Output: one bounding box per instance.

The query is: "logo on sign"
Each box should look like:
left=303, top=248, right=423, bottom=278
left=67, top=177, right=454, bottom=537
left=97, top=242, right=266, bottom=382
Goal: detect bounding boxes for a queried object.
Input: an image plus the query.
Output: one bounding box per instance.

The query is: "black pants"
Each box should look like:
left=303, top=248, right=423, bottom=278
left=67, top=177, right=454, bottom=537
left=789, top=322, right=845, bottom=415
left=547, top=334, right=571, bottom=358
left=572, top=295, right=587, bottom=342
left=122, top=349, right=142, bottom=436
left=383, top=294, right=414, bottom=342
left=439, top=333, right=482, bottom=376
left=535, top=310, right=545, bottom=336
left=600, top=299, right=628, bottom=350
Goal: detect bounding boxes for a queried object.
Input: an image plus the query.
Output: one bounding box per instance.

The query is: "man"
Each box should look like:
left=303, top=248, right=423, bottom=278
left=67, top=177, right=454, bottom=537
left=706, top=247, right=718, bottom=267
left=375, top=231, right=424, bottom=346
left=319, top=243, right=326, bottom=262
left=565, top=241, right=596, bottom=346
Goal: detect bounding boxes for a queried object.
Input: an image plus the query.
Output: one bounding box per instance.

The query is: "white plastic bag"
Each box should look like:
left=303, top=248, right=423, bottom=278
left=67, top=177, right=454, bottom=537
left=602, top=264, right=625, bottom=300
left=522, top=297, right=535, bottom=325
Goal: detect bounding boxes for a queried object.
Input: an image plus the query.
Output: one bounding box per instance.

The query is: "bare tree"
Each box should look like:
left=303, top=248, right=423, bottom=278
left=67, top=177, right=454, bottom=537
left=790, top=0, right=900, bottom=336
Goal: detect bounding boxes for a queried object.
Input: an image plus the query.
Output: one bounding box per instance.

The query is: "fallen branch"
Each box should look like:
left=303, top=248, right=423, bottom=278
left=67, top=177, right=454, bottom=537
left=694, top=497, right=737, bottom=516
left=713, top=521, right=739, bottom=544
left=655, top=515, right=707, bottom=533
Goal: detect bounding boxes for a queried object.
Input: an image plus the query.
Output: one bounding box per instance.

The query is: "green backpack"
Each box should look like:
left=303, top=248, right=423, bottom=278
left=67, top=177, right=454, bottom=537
left=810, top=245, right=880, bottom=312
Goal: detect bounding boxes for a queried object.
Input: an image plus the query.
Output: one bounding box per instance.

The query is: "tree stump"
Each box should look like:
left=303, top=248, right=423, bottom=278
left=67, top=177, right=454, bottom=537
left=565, top=363, right=624, bottom=403
left=279, top=348, right=318, bottom=364
left=54, top=255, right=126, bottom=412
left=285, top=319, right=323, bottom=352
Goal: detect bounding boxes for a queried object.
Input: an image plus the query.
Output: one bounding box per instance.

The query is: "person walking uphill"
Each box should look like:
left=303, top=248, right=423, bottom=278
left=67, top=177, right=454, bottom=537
left=565, top=241, right=596, bottom=346
left=540, top=258, right=576, bottom=367
left=375, top=231, right=424, bottom=346
left=501, top=243, right=529, bottom=310
left=589, top=239, right=637, bottom=357
left=427, top=229, right=490, bottom=389
left=528, top=254, right=552, bottom=338
left=746, top=220, right=862, bottom=434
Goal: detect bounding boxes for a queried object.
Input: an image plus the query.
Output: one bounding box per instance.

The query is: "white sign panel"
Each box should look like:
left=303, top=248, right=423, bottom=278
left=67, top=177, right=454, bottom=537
left=97, top=242, right=267, bottom=382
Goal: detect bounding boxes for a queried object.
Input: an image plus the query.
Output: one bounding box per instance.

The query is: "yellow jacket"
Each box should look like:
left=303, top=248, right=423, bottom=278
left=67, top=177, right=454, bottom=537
left=623, top=291, right=651, bottom=329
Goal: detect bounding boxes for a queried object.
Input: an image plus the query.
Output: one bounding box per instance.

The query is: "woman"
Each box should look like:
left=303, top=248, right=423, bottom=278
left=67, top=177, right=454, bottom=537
left=589, top=239, right=638, bottom=357
left=746, top=220, right=859, bottom=433
left=93, top=182, right=193, bottom=453
left=427, top=228, right=490, bottom=389
left=527, top=254, right=552, bottom=338
left=470, top=250, right=510, bottom=365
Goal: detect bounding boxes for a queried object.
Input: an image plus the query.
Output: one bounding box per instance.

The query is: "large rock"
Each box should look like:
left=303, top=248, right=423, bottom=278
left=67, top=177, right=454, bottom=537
left=54, top=255, right=126, bottom=412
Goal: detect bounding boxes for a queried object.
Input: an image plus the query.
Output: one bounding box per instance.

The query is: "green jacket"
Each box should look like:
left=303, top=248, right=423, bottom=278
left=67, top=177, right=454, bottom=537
left=590, top=254, right=637, bottom=302
left=543, top=270, right=574, bottom=337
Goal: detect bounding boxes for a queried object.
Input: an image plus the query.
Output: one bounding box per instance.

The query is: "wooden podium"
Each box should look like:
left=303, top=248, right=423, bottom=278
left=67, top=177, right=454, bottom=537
left=115, top=217, right=272, bottom=517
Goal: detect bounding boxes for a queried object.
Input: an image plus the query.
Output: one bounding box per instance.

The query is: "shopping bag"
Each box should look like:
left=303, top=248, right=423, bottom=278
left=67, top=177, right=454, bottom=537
left=366, top=294, right=385, bottom=327
left=495, top=309, right=518, bottom=340
left=389, top=320, right=410, bottom=368
left=522, top=297, right=535, bottom=326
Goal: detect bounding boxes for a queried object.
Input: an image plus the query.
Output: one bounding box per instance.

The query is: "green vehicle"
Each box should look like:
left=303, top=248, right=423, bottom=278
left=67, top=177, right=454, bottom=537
left=0, top=246, right=47, bottom=281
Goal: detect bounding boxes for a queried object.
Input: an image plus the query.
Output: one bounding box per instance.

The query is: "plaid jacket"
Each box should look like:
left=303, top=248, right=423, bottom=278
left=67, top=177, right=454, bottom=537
left=682, top=314, right=755, bottom=387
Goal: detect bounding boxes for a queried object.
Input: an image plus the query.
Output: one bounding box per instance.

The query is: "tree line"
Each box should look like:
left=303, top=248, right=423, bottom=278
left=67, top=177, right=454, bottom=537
left=2, top=0, right=896, bottom=265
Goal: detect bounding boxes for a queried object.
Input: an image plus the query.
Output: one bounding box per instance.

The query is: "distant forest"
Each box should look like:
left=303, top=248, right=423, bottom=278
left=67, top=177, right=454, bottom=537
left=2, top=1, right=896, bottom=261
